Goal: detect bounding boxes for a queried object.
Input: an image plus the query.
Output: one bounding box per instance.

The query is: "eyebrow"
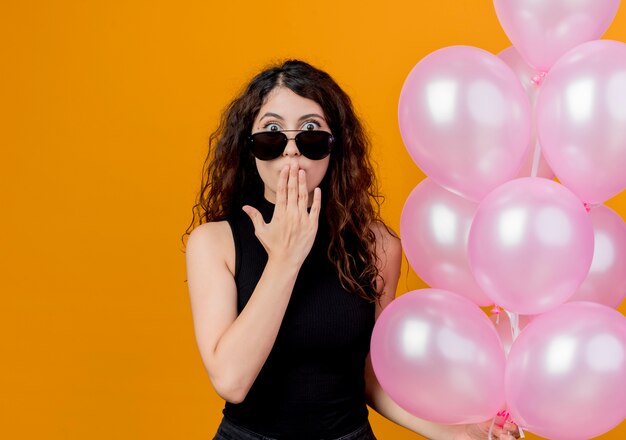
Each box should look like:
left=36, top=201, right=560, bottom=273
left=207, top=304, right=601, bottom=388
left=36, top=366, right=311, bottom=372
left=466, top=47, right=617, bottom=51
left=259, top=112, right=326, bottom=122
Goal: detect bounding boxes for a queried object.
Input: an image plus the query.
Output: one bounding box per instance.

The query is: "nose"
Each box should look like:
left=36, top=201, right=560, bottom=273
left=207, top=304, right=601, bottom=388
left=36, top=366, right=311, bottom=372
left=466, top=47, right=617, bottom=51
left=282, top=137, right=301, bottom=157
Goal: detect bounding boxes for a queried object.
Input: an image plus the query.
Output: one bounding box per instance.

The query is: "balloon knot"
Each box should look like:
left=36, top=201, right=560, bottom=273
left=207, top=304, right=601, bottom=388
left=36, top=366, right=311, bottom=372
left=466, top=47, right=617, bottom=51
left=530, top=71, right=547, bottom=85
left=497, top=409, right=510, bottom=419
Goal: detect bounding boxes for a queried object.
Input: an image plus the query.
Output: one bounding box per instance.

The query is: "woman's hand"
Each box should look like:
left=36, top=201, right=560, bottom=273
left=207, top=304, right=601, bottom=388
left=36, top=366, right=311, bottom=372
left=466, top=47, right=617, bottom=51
left=243, top=164, right=321, bottom=268
left=454, top=415, right=520, bottom=440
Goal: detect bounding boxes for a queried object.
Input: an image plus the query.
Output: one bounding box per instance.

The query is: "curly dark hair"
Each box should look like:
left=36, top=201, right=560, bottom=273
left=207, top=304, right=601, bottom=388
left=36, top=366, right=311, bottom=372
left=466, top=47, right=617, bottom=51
left=182, top=59, right=388, bottom=301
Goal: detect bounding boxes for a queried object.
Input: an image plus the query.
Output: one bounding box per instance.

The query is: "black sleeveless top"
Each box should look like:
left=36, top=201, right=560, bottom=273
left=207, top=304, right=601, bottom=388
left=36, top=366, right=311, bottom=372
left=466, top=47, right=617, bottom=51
left=223, top=196, right=376, bottom=439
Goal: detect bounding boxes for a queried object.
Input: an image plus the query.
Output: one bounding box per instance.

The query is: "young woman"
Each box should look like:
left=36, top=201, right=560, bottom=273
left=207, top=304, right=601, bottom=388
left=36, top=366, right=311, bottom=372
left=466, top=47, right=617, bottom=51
left=184, top=60, right=518, bottom=440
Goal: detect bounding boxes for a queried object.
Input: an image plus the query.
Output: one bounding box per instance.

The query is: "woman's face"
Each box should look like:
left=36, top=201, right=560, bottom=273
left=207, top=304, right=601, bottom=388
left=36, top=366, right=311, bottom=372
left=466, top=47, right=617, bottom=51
left=251, top=87, right=332, bottom=204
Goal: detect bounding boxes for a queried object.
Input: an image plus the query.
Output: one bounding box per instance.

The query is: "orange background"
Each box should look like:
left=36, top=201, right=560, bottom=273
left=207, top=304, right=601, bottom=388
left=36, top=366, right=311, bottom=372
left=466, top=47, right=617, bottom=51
left=2, top=1, right=625, bottom=438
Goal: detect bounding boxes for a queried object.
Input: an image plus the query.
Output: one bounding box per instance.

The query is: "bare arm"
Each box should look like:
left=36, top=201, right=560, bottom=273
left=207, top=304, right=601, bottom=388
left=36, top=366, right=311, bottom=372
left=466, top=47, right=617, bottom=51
left=186, top=165, right=320, bottom=403
left=364, top=225, right=517, bottom=440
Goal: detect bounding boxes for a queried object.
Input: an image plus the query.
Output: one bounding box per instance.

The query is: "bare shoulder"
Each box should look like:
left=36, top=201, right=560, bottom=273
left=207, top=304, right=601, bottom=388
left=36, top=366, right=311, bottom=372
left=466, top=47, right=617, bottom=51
left=187, top=220, right=231, bottom=244
left=370, top=221, right=401, bottom=260
left=185, top=221, right=235, bottom=275
left=370, top=222, right=402, bottom=312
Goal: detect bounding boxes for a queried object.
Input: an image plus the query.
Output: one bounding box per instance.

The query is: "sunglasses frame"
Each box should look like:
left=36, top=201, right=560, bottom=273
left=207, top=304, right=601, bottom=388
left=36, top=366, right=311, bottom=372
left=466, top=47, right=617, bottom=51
left=248, top=129, right=335, bottom=161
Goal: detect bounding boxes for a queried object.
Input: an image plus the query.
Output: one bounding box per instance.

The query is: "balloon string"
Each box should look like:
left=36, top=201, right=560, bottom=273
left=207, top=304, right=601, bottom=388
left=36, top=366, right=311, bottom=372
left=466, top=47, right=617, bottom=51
left=505, top=310, right=520, bottom=341
left=530, top=140, right=541, bottom=178
left=487, top=414, right=496, bottom=440
left=494, top=313, right=527, bottom=438
left=529, top=71, right=545, bottom=178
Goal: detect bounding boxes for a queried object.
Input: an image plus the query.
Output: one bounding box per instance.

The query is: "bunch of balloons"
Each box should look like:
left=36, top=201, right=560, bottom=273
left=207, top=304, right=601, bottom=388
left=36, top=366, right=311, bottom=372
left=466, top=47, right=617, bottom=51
left=371, top=1, right=626, bottom=439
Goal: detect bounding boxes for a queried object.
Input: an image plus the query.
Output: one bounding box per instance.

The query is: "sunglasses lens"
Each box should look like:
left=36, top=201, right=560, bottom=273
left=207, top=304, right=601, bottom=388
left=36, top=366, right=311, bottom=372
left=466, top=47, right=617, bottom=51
left=249, top=131, right=334, bottom=161
left=249, top=132, right=287, bottom=160
left=296, top=131, right=334, bottom=160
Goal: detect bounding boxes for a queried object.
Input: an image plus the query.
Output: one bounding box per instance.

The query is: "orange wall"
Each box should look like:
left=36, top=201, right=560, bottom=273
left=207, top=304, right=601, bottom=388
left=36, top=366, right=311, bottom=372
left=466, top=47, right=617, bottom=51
left=2, top=1, right=625, bottom=438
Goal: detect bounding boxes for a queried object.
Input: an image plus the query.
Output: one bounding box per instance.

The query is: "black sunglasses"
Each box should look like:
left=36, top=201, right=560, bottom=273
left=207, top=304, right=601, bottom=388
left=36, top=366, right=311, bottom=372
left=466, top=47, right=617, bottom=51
left=248, top=130, right=335, bottom=161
